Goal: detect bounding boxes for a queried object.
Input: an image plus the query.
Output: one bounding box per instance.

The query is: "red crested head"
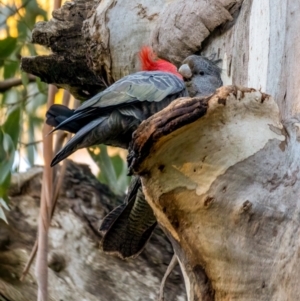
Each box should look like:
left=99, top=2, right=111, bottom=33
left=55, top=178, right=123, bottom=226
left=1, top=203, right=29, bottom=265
left=139, top=46, right=183, bottom=79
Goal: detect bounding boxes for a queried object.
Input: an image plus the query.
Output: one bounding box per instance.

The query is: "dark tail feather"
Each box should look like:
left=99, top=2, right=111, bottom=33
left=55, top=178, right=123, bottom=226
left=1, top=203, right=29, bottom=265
left=51, top=117, right=107, bottom=166
left=99, top=203, right=127, bottom=234
left=46, top=104, right=79, bottom=133
left=100, top=176, right=157, bottom=259
left=46, top=104, right=98, bottom=134
left=99, top=177, right=141, bottom=234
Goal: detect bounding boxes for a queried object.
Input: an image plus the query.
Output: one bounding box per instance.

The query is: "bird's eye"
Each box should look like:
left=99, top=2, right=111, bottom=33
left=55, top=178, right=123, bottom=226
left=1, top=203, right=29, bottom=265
left=199, top=71, right=205, bottom=76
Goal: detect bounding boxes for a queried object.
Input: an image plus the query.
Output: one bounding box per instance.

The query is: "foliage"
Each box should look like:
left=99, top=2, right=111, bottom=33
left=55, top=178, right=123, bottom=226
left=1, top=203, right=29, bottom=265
left=0, top=0, right=129, bottom=221
left=89, top=146, right=130, bottom=195
left=0, top=0, right=48, bottom=221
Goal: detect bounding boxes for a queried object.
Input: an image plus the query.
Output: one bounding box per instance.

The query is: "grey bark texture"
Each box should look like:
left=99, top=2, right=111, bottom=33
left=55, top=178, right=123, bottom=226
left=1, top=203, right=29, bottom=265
left=21, top=0, right=103, bottom=100
left=128, top=86, right=300, bottom=300
left=0, top=161, right=186, bottom=301
left=18, top=0, right=300, bottom=300
left=20, top=0, right=243, bottom=98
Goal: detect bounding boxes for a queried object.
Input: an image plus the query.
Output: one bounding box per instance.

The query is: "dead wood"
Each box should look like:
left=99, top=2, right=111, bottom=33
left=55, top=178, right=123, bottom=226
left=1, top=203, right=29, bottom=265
left=0, top=161, right=186, bottom=301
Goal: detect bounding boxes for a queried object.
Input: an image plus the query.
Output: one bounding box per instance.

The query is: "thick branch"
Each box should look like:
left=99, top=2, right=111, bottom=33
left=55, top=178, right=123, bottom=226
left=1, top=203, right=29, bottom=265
left=0, top=161, right=186, bottom=301
left=128, top=94, right=211, bottom=175
left=128, top=86, right=240, bottom=174
left=128, top=86, right=300, bottom=301
left=151, top=0, right=243, bottom=64
left=21, top=55, right=103, bottom=100
left=20, top=0, right=243, bottom=97
left=20, top=0, right=104, bottom=99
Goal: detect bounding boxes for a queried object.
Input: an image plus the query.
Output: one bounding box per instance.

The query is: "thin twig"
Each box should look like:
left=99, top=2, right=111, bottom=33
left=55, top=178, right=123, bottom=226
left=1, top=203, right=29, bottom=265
left=0, top=88, right=48, bottom=109
left=35, top=84, right=55, bottom=301
left=0, top=0, right=32, bottom=27
left=98, top=75, right=109, bottom=88
left=18, top=139, right=43, bottom=147
left=20, top=240, right=38, bottom=282
left=158, top=254, right=178, bottom=301
left=20, top=90, right=72, bottom=284
left=20, top=134, right=71, bottom=282
left=53, top=132, right=67, bottom=155
left=0, top=74, right=36, bottom=93
left=53, top=90, right=71, bottom=155
left=52, top=134, right=71, bottom=211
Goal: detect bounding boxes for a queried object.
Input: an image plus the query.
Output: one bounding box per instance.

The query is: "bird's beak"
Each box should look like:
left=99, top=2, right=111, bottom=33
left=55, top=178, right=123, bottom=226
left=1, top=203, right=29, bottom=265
left=178, top=64, right=192, bottom=80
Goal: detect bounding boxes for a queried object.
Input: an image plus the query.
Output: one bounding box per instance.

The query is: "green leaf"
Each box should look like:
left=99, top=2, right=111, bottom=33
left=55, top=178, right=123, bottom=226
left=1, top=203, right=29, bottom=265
left=0, top=172, right=11, bottom=198
left=1, top=89, right=18, bottom=106
left=0, top=130, right=4, bottom=163
left=2, top=106, right=20, bottom=147
left=0, top=130, right=14, bottom=212
left=3, top=60, right=19, bottom=79
left=88, top=145, right=130, bottom=194
left=88, top=145, right=120, bottom=193
left=21, top=72, right=29, bottom=86
left=0, top=197, right=9, bottom=211
left=36, top=76, right=45, bottom=93
left=0, top=37, right=17, bottom=59
left=0, top=131, right=15, bottom=184
left=16, top=19, right=29, bottom=40
left=111, top=155, right=130, bottom=192
left=0, top=206, right=8, bottom=223
left=110, top=155, right=124, bottom=178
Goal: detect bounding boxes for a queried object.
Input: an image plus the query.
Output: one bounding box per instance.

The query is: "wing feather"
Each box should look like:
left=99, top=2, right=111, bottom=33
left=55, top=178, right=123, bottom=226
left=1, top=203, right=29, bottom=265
left=76, top=71, right=185, bottom=111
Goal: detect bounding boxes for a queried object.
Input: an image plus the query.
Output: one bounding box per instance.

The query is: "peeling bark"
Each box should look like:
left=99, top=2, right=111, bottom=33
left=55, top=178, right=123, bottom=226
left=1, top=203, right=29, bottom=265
left=82, top=0, right=172, bottom=84
left=21, top=0, right=103, bottom=100
left=21, top=0, right=243, bottom=97
left=151, top=0, right=243, bottom=65
left=128, top=95, right=210, bottom=174
left=129, top=86, right=300, bottom=300
left=21, top=55, right=102, bottom=100
left=0, top=161, right=186, bottom=301
left=17, top=0, right=300, bottom=299
left=202, top=1, right=300, bottom=119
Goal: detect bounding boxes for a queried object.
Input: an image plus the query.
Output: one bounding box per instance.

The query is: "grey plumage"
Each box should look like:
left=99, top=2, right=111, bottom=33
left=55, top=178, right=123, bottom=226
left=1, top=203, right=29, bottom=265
left=180, top=55, right=223, bottom=97
left=46, top=55, right=223, bottom=259
left=49, top=71, right=186, bottom=166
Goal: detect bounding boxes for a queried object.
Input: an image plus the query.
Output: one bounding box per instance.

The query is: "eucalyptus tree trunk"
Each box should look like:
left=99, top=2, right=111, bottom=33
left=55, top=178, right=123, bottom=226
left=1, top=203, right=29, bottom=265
left=128, top=86, right=299, bottom=301
left=20, top=0, right=300, bottom=300
left=0, top=162, right=185, bottom=301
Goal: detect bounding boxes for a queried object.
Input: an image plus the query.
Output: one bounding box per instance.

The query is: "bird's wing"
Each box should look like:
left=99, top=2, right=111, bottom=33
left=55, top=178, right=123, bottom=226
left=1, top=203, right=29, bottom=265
left=76, top=71, right=185, bottom=110
left=48, top=107, right=98, bottom=133
left=50, top=116, right=108, bottom=166
left=51, top=71, right=184, bottom=132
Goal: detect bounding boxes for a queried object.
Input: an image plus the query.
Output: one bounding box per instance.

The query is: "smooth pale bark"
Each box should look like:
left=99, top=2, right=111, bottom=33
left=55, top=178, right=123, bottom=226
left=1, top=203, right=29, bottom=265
left=21, top=0, right=243, bottom=91
left=202, top=0, right=300, bottom=119
left=19, top=0, right=300, bottom=299
left=129, top=86, right=300, bottom=300
left=22, top=0, right=300, bottom=118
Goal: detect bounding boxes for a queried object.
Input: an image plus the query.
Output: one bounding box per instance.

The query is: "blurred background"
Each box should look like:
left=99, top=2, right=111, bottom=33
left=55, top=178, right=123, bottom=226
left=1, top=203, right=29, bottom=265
left=0, top=0, right=130, bottom=221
